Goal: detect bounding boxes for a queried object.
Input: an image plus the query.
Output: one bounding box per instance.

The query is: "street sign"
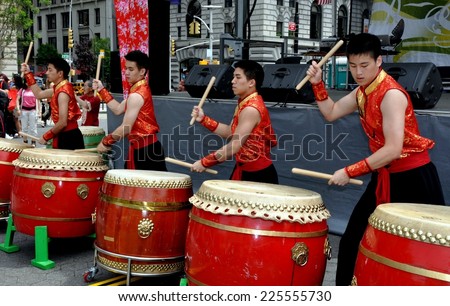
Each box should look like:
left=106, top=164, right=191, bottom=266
left=62, top=53, right=70, bottom=60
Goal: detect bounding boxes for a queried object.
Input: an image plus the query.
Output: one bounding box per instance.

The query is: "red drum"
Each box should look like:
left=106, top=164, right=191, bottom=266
left=11, top=148, right=108, bottom=237
left=353, top=203, right=450, bottom=286
left=0, top=139, right=32, bottom=219
left=185, top=180, right=331, bottom=286
left=94, top=170, right=192, bottom=276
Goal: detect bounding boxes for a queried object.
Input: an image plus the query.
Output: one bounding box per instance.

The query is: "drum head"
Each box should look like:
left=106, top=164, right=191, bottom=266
left=79, top=126, right=105, bottom=136
left=104, top=169, right=192, bottom=189
left=370, top=203, right=450, bottom=247
left=13, top=148, right=109, bottom=171
left=190, top=180, right=330, bottom=224
left=0, top=138, right=33, bottom=153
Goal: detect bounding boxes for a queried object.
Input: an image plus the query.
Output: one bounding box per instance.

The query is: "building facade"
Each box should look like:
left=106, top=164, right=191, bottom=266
left=169, top=0, right=373, bottom=87
left=31, top=0, right=116, bottom=74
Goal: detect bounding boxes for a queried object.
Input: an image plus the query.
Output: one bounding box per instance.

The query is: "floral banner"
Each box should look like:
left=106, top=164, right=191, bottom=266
left=114, top=0, right=149, bottom=97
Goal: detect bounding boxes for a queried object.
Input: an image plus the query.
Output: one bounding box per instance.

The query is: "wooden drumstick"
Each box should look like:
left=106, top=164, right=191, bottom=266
left=295, top=40, right=345, bottom=91
left=74, top=148, right=99, bottom=153
left=165, top=157, right=218, bottom=175
left=189, top=76, right=216, bottom=125
left=21, top=41, right=34, bottom=78
left=292, top=167, right=363, bottom=186
left=19, top=131, right=40, bottom=142
left=94, top=50, right=104, bottom=96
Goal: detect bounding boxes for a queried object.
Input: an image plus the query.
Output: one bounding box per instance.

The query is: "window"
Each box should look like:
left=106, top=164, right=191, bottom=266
left=309, top=3, right=321, bottom=39
left=79, top=9, right=89, bottom=26
left=62, top=12, right=69, bottom=28
left=337, top=5, right=348, bottom=38
left=37, top=16, right=42, bottom=31
left=48, top=37, right=57, bottom=49
left=95, top=8, right=100, bottom=25
left=51, top=0, right=56, bottom=4
left=177, top=26, right=182, bottom=38
left=47, top=14, right=56, bottom=30
left=224, top=22, right=233, bottom=34
left=178, top=4, right=181, bottom=13
left=79, top=34, right=90, bottom=44
left=63, top=36, right=69, bottom=53
left=289, top=0, right=295, bottom=7
left=277, top=0, right=283, bottom=5
left=276, top=22, right=283, bottom=37
left=224, top=0, right=232, bottom=8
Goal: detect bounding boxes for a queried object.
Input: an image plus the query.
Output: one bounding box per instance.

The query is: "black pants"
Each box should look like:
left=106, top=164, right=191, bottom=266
left=336, top=162, right=445, bottom=285
left=125, top=140, right=167, bottom=171
left=56, top=128, right=85, bottom=150
left=230, top=163, right=279, bottom=184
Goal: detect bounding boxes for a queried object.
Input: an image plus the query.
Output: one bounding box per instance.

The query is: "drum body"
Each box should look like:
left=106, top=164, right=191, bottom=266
left=79, top=126, right=105, bottom=148
left=353, top=203, right=450, bottom=286
left=11, top=148, right=108, bottom=237
left=0, top=139, right=33, bottom=219
left=95, top=169, right=192, bottom=276
left=185, top=180, right=331, bottom=286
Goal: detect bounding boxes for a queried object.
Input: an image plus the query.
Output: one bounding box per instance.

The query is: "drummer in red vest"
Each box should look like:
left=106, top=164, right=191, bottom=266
left=191, top=60, right=278, bottom=184
left=21, top=58, right=84, bottom=149
left=76, top=80, right=101, bottom=126
left=93, top=50, right=167, bottom=171
left=306, top=32, right=445, bottom=286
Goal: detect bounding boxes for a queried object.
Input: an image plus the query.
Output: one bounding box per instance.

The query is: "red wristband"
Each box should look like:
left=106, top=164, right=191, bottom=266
left=101, top=134, right=117, bottom=146
left=345, top=158, right=373, bottom=178
left=24, top=72, right=37, bottom=87
left=200, top=116, right=219, bottom=132
left=98, top=88, right=114, bottom=104
left=42, top=129, right=56, bottom=141
left=200, top=152, right=221, bottom=168
left=311, top=81, right=329, bottom=102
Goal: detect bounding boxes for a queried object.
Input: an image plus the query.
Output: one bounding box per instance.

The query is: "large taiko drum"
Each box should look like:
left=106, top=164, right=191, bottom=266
left=185, top=180, right=331, bottom=286
left=94, top=169, right=193, bottom=276
left=79, top=126, right=105, bottom=148
left=353, top=203, right=450, bottom=286
left=10, top=148, right=109, bottom=237
left=0, top=139, right=33, bottom=219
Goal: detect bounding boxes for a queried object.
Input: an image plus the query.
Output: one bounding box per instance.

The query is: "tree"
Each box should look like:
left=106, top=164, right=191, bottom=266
left=0, top=0, right=48, bottom=67
left=74, top=38, right=95, bottom=81
left=35, top=43, right=61, bottom=66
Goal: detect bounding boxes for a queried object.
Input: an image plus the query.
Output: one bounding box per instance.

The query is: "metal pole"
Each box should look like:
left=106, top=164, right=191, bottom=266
left=209, top=9, right=213, bottom=63
left=68, top=0, right=73, bottom=82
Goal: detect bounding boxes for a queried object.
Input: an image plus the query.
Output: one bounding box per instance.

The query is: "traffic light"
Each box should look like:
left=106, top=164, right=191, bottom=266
left=68, top=28, right=74, bottom=49
left=188, top=22, right=195, bottom=35
left=194, top=21, right=200, bottom=35
left=171, top=39, right=176, bottom=56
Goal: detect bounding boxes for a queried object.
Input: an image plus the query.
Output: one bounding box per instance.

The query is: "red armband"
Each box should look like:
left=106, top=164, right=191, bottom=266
left=311, top=80, right=329, bottom=102
left=98, top=88, right=114, bottom=104
left=200, top=116, right=219, bottom=132
left=345, top=158, right=373, bottom=178
left=42, top=129, right=56, bottom=142
left=200, top=152, right=221, bottom=168
left=24, top=72, right=37, bottom=87
left=101, top=134, right=117, bottom=146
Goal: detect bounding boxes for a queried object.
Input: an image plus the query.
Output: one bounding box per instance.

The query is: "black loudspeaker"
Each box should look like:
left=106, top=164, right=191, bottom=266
left=185, top=65, right=235, bottom=99
left=382, top=62, right=443, bottom=109
left=260, top=64, right=315, bottom=104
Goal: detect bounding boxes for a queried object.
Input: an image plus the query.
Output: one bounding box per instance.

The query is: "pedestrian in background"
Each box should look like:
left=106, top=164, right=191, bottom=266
left=16, top=76, right=40, bottom=147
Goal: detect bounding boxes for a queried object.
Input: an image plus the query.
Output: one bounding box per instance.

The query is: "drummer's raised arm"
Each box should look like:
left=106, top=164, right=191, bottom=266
left=21, top=63, right=53, bottom=100
left=92, top=79, right=125, bottom=115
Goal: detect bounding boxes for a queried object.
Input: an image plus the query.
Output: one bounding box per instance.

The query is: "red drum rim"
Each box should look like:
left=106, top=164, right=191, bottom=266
left=0, top=138, right=33, bottom=153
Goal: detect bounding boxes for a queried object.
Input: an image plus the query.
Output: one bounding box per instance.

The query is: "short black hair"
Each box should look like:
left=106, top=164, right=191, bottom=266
left=48, top=57, right=70, bottom=79
left=233, top=60, right=265, bottom=90
left=125, top=50, right=150, bottom=74
left=346, top=33, right=382, bottom=60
